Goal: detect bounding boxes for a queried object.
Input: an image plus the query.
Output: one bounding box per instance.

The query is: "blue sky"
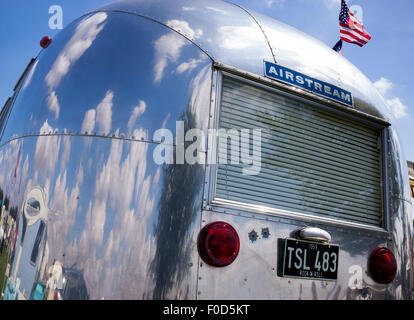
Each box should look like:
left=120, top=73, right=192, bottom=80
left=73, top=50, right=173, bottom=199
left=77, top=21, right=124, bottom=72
left=1, top=0, right=413, bottom=160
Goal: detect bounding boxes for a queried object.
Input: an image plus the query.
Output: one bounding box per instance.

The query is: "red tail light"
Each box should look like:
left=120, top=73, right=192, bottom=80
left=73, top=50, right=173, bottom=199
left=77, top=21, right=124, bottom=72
left=197, top=221, right=240, bottom=267
left=368, top=247, right=397, bottom=284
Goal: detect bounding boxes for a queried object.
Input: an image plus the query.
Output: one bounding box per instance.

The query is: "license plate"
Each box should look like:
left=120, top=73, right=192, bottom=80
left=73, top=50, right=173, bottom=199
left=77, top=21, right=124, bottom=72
left=282, top=238, right=339, bottom=281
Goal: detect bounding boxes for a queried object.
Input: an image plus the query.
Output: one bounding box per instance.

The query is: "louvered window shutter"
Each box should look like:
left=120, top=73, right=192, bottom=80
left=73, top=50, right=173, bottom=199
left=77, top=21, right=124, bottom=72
left=215, top=77, right=383, bottom=227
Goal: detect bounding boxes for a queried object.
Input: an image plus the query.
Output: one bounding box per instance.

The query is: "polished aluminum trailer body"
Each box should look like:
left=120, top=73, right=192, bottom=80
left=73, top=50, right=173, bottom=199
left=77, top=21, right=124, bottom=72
left=0, top=0, right=412, bottom=299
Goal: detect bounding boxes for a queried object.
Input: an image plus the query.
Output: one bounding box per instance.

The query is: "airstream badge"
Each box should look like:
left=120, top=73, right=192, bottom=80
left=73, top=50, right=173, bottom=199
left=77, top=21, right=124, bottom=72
left=264, top=60, right=353, bottom=107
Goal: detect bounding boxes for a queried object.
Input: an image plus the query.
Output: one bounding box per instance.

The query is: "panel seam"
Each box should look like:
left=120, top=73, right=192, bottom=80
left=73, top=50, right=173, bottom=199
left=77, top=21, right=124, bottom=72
left=82, top=9, right=215, bottom=61
left=225, top=1, right=277, bottom=63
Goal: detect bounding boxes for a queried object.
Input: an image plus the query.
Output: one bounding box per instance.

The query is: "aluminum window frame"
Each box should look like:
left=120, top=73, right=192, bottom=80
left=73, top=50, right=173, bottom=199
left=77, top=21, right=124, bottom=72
left=203, top=66, right=390, bottom=235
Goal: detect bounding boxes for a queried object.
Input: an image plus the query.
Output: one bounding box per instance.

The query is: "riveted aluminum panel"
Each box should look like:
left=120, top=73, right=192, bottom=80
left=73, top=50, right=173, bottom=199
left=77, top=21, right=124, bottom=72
left=0, top=135, right=205, bottom=299
left=197, top=210, right=392, bottom=300
left=1, top=12, right=212, bottom=149
left=0, top=10, right=213, bottom=299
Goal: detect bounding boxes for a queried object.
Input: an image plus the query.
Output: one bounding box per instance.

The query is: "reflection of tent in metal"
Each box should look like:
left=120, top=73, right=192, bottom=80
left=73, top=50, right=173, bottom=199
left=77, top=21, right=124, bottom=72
left=6, top=187, right=48, bottom=300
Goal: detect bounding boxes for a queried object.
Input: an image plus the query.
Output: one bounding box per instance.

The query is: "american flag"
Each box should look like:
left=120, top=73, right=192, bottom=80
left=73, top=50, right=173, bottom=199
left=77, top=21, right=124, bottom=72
left=339, top=0, right=371, bottom=47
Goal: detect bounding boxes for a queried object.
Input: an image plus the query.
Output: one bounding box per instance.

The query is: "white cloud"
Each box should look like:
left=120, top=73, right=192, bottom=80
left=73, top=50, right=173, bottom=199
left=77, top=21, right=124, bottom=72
left=188, top=65, right=211, bottom=130
left=46, top=91, right=60, bottom=119
left=0, top=140, right=24, bottom=199
left=161, top=113, right=171, bottom=129
left=385, top=97, right=409, bottom=119
left=154, top=33, right=187, bottom=83
left=219, top=24, right=266, bottom=50
left=206, top=6, right=228, bottom=15
left=43, top=13, right=107, bottom=121
left=46, top=12, right=107, bottom=91
left=266, top=0, right=285, bottom=7
left=49, top=170, right=80, bottom=255
left=165, top=20, right=203, bottom=41
left=81, top=109, right=96, bottom=134
left=374, top=77, right=393, bottom=96
left=60, top=135, right=71, bottom=170
left=154, top=20, right=202, bottom=83
left=374, top=77, right=409, bottom=120
left=323, top=0, right=339, bottom=8
left=96, top=90, right=114, bottom=135
left=80, top=90, right=114, bottom=137
left=35, top=120, right=61, bottom=176
left=182, top=6, right=196, bottom=11
left=176, top=54, right=207, bottom=74
left=266, top=0, right=342, bottom=9
left=22, top=60, right=39, bottom=89
left=68, top=127, right=157, bottom=298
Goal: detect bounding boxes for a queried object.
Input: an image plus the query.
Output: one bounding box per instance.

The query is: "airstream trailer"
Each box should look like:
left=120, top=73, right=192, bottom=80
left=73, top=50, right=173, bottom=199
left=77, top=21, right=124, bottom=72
left=0, top=0, right=412, bottom=300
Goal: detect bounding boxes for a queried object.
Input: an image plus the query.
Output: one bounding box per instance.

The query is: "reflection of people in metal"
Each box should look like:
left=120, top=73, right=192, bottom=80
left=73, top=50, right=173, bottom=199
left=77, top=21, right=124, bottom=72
left=2, top=188, right=90, bottom=300
left=8, top=223, right=18, bottom=261
left=45, top=260, right=63, bottom=300
left=0, top=224, right=4, bottom=254
left=44, top=261, right=89, bottom=300
left=0, top=204, right=15, bottom=255
left=3, top=278, right=18, bottom=300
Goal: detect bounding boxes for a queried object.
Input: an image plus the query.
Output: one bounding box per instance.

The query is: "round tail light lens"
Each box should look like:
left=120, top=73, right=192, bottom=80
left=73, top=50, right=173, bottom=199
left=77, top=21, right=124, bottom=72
left=40, top=36, right=52, bottom=49
left=197, top=221, right=240, bottom=267
left=368, top=247, right=397, bottom=284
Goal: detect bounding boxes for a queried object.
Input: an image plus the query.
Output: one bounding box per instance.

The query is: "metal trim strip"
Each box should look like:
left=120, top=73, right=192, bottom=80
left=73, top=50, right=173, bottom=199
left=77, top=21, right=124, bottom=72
left=210, top=198, right=389, bottom=235
left=214, top=61, right=390, bottom=127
